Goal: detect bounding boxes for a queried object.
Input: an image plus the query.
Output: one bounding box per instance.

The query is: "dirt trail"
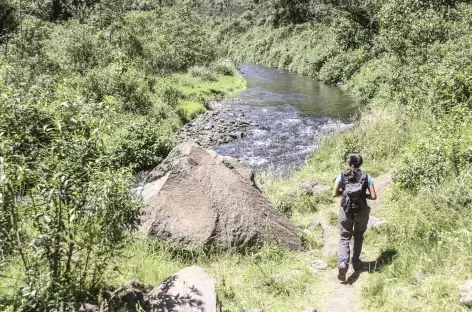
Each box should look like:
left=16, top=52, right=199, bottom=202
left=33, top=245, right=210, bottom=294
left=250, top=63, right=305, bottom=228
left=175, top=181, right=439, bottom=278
left=316, top=174, right=392, bottom=312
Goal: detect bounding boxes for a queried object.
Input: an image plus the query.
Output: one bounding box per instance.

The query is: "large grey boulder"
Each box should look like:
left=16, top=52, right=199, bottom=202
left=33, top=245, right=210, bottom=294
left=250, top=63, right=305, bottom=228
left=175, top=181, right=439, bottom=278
left=140, top=142, right=302, bottom=250
left=148, top=266, right=220, bottom=312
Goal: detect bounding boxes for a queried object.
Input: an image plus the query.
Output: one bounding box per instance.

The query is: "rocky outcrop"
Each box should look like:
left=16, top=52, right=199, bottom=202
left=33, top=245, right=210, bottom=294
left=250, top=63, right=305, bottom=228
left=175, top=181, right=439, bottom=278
left=140, top=142, right=303, bottom=250
left=148, top=266, right=221, bottom=312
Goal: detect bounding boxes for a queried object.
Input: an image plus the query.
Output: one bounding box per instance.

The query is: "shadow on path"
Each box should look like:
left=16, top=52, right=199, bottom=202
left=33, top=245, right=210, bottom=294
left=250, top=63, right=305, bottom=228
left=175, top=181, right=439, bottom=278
left=343, top=248, right=397, bottom=285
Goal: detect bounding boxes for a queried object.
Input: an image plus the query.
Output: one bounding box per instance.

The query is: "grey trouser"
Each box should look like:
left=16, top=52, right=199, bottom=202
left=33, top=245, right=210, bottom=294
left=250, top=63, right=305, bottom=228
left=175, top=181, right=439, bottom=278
left=338, top=206, right=370, bottom=267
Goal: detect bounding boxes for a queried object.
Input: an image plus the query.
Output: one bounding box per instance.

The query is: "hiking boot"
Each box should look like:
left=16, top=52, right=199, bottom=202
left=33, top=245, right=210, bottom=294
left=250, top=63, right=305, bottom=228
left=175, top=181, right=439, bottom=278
left=337, top=264, right=348, bottom=281
left=352, top=260, right=363, bottom=271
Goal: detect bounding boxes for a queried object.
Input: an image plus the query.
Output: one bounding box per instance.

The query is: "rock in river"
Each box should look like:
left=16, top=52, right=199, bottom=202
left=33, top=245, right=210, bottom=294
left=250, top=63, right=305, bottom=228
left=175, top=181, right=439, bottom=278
left=140, top=142, right=303, bottom=250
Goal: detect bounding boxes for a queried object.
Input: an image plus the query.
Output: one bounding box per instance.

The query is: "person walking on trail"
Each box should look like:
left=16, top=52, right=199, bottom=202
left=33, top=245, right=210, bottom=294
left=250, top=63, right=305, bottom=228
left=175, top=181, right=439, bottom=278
left=332, top=152, right=377, bottom=281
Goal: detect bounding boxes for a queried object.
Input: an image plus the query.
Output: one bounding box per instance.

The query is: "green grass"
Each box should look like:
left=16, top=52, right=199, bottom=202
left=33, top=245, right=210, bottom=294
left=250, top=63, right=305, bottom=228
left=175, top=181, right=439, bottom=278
left=171, top=70, right=246, bottom=104
left=167, top=67, right=246, bottom=123
left=109, top=237, right=324, bottom=312
left=179, top=100, right=207, bottom=121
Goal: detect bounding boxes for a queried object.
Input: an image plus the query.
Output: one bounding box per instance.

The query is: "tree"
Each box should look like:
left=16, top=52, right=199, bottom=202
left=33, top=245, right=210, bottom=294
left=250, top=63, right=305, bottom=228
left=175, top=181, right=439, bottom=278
left=0, top=0, right=17, bottom=42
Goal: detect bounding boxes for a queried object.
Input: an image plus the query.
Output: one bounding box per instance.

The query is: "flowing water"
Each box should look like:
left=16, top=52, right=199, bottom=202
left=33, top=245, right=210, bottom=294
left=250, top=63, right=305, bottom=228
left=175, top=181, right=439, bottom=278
left=216, top=63, right=360, bottom=171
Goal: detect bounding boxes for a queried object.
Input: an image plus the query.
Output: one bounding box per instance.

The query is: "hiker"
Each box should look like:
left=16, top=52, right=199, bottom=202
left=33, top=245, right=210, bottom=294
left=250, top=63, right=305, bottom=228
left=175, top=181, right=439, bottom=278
left=332, top=152, right=377, bottom=281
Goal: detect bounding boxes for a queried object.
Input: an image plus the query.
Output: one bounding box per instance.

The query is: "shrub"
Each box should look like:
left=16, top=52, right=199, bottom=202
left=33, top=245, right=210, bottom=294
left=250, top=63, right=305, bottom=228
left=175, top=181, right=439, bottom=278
left=211, top=59, right=236, bottom=76
left=189, top=66, right=218, bottom=81
left=121, top=9, right=217, bottom=74
left=0, top=92, right=140, bottom=310
left=44, top=21, right=113, bottom=73
left=109, top=117, right=177, bottom=170
left=318, top=48, right=368, bottom=84
left=80, top=64, right=153, bottom=114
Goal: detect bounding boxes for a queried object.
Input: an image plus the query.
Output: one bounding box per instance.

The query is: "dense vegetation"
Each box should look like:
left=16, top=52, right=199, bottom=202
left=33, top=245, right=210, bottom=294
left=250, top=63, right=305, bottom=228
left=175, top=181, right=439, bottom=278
left=0, top=1, right=244, bottom=310
left=211, top=0, right=472, bottom=310
left=2, top=0, right=472, bottom=311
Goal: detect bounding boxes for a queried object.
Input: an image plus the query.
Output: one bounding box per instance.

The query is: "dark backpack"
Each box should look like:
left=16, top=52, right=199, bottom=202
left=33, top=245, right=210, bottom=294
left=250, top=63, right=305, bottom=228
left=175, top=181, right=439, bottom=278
left=341, top=169, right=368, bottom=216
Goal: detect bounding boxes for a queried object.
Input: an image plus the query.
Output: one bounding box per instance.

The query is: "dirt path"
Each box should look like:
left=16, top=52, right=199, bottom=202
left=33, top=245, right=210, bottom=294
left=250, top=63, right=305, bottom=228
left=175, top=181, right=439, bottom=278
left=315, top=174, right=392, bottom=312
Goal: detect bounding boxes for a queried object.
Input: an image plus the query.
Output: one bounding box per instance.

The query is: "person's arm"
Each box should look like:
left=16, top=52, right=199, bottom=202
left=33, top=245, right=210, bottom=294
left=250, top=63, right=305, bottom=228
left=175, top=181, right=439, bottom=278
left=332, top=183, right=342, bottom=197
left=366, top=185, right=377, bottom=200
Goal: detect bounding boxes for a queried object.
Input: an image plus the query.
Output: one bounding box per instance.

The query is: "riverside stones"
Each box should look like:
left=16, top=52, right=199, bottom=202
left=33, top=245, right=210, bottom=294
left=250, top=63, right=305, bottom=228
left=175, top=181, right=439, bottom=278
left=148, top=266, right=221, bottom=312
left=177, top=102, right=254, bottom=148
left=140, top=142, right=303, bottom=250
left=459, top=280, right=472, bottom=307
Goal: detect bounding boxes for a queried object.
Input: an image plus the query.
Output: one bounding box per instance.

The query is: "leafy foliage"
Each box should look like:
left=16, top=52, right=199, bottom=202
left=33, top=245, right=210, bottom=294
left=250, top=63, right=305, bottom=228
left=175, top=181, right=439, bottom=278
left=0, top=84, right=140, bottom=310
left=0, top=1, right=244, bottom=309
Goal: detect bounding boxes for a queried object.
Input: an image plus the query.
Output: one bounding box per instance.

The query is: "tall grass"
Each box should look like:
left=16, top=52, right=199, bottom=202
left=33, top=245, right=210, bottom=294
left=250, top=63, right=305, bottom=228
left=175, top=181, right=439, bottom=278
left=107, top=237, right=324, bottom=312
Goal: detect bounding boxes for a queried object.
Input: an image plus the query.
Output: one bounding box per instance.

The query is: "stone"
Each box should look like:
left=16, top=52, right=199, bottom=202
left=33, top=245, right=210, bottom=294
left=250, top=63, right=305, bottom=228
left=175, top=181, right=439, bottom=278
left=75, top=303, right=99, bottom=312
left=303, top=309, right=317, bottom=312
left=307, top=219, right=322, bottom=229
left=148, top=266, right=221, bottom=312
left=323, top=249, right=338, bottom=257
left=118, top=280, right=147, bottom=310
left=459, top=280, right=472, bottom=307
left=300, top=229, right=311, bottom=239
left=229, top=131, right=244, bottom=139
left=311, top=260, right=328, bottom=272
left=412, top=272, right=426, bottom=285
left=141, top=142, right=302, bottom=250
left=367, top=216, right=387, bottom=230
left=299, top=181, right=329, bottom=196
left=106, top=280, right=148, bottom=311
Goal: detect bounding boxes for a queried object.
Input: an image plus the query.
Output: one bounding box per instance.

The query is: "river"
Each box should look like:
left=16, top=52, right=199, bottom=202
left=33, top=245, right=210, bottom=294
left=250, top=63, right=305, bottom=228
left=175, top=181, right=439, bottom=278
left=216, top=63, right=359, bottom=172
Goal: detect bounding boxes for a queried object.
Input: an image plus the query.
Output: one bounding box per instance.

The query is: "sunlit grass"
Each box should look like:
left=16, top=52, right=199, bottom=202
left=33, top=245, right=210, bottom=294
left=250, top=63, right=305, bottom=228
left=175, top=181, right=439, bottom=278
left=171, top=70, right=246, bottom=104
left=109, top=236, right=324, bottom=312
left=179, top=100, right=207, bottom=121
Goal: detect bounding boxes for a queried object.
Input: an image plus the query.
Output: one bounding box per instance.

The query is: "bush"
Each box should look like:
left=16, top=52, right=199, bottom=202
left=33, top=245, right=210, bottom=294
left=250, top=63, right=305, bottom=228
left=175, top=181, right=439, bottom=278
left=44, top=21, right=113, bottom=73
left=211, top=59, right=236, bottom=76
left=80, top=64, right=153, bottom=114
left=189, top=66, right=218, bottom=81
left=395, top=109, right=472, bottom=190
left=121, top=9, right=217, bottom=74
left=109, top=117, right=177, bottom=170
left=318, top=48, right=368, bottom=84
left=0, top=92, right=140, bottom=310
